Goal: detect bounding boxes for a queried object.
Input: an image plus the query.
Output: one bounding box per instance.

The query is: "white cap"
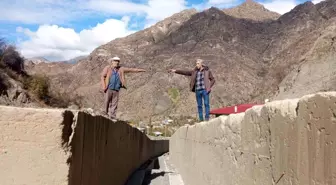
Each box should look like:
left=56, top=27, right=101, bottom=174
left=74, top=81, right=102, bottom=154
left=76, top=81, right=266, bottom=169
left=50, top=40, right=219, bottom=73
left=112, top=56, right=120, bottom=61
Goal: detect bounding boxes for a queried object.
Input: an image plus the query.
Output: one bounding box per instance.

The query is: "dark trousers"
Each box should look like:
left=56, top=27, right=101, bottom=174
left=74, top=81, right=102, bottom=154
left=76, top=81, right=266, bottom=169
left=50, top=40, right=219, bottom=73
left=195, top=89, right=210, bottom=121
left=104, top=89, right=119, bottom=119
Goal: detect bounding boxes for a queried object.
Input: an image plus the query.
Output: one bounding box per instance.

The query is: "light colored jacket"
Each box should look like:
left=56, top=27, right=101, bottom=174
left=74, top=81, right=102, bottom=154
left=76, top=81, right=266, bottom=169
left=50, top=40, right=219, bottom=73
left=100, top=65, right=145, bottom=90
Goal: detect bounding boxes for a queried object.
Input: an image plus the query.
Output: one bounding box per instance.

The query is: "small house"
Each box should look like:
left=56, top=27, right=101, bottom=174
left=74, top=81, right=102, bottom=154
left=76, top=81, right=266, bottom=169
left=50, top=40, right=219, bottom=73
left=210, top=104, right=263, bottom=117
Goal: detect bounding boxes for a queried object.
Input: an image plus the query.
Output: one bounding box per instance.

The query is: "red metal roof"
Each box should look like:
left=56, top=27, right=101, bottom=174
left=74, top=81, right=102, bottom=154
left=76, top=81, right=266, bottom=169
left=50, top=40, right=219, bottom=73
left=210, top=104, right=263, bottom=115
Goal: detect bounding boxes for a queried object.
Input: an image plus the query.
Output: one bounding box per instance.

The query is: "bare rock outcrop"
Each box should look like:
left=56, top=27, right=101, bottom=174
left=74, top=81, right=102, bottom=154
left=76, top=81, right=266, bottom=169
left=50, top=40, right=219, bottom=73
left=0, top=72, right=32, bottom=106
left=274, top=22, right=336, bottom=100
left=223, top=0, right=280, bottom=21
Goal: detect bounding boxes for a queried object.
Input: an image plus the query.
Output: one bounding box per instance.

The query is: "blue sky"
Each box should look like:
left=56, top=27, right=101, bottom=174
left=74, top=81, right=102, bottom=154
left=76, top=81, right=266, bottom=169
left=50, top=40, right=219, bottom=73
left=0, top=0, right=324, bottom=61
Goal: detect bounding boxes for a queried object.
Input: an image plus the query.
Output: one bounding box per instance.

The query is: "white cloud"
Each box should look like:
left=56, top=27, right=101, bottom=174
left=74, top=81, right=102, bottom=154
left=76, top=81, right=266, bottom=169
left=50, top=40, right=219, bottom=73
left=0, top=0, right=149, bottom=25
left=192, top=0, right=303, bottom=15
left=191, top=0, right=242, bottom=12
left=17, top=17, right=135, bottom=61
left=207, top=0, right=237, bottom=5
left=84, top=0, right=148, bottom=15
left=5, top=0, right=189, bottom=61
left=86, top=0, right=188, bottom=28
left=0, top=0, right=188, bottom=25
left=144, top=0, right=187, bottom=27
left=312, top=0, right=324, bottom=4
left=261, top=0, right=297, bottom=14
left=146, top=0, right=187, bottom=21
left=0, top=0, right=81, bottom=24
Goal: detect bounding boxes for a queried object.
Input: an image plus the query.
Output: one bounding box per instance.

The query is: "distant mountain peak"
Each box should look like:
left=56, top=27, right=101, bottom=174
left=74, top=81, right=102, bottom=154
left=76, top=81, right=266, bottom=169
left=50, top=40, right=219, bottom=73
left=244, top=0, right=260, bottom=5
left=152, top=8, right=198, bottom=27
left=207, top=6, right=223, bottom=12
left=223, top=0, right=280, bottom=21
left=24, top=57, right=49, bottom=65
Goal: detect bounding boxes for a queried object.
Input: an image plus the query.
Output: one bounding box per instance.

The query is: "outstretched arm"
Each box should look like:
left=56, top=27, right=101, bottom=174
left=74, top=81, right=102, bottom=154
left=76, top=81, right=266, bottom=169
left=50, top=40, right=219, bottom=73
left=169, top=69, right=193, bottom=76
left=122, top=67, right=146, bottom=73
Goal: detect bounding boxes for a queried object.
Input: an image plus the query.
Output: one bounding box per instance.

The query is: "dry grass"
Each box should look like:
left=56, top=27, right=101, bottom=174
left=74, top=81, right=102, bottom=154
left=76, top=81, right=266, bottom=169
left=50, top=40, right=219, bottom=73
left=23, top=74, right=49, bottom=99
left=0, top=38, right=83, bottom=108
left=47, top=91, right=84, bottom=108
left=22, top=74, right=84, bottom=108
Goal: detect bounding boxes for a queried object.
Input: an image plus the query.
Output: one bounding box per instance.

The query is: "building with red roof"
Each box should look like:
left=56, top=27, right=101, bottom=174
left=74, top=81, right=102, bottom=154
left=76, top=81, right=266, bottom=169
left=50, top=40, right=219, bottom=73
left=210, top=103, right=263, bottom=117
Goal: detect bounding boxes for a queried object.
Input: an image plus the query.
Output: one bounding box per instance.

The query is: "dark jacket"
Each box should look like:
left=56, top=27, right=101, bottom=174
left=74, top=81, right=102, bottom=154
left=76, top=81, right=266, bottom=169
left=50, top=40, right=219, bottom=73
left=175, top=66, right=215, bottom=93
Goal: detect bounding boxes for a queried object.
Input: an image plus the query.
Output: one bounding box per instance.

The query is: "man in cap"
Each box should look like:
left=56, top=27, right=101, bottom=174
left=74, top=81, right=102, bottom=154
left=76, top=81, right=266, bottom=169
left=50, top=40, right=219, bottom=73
left=101, top=56, right=146, bottom=120
left=169, top=59, right=215, bottom=121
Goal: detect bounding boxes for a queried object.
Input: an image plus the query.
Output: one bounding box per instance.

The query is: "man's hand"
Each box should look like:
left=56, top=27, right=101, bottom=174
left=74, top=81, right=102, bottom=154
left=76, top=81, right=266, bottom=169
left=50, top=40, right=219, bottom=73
left=168, top=69, right=176, bottom=73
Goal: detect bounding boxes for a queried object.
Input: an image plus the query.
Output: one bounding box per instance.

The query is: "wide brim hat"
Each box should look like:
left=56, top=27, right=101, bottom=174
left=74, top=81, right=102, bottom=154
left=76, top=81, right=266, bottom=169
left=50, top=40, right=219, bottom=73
left=112, top=56, right=120, bottom=61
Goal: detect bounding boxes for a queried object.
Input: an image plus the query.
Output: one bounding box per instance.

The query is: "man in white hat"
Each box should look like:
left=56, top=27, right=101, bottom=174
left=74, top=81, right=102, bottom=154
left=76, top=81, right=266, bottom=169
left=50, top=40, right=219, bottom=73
left=100, top=56, right=146, bottom=120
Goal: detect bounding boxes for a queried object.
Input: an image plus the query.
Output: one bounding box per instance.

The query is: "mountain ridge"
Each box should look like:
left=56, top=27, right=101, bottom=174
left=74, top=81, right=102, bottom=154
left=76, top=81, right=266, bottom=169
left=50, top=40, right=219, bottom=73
left=24, top=0, right=336, bottom=122
left=222, top=0, right=280, bottom=21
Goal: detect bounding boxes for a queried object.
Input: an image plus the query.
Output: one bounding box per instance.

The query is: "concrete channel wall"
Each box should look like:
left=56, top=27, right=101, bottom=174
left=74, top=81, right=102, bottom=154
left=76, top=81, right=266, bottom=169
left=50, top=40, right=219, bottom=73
left=0, top=106, right=169, bottom=185
left=170, top=92, right=336, bottom=185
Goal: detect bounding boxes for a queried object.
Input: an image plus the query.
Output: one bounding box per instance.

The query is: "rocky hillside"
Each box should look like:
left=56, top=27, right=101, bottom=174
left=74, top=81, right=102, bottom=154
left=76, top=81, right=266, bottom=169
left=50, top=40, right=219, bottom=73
left=0, top=41, right=83, bottom=109
left=0, top=67, right=31, bottom=107
left=26, top=0, right=336, bottom=122
left=25, top=57, right=49, bottom=64
left=0, top=42, right=32, bottom=107
left=223, top=0, right=280, bottom=21
left=273, top=13, right=336, bottom=100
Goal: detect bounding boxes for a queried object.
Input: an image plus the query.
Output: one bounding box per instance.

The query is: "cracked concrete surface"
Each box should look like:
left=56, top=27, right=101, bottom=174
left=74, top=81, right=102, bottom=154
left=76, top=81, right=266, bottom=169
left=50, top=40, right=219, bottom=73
left=170, top=92, right=336, bottom=185
left=0, top=106, right=169, bottom=185
left=1, top=91, right=336, bottom=185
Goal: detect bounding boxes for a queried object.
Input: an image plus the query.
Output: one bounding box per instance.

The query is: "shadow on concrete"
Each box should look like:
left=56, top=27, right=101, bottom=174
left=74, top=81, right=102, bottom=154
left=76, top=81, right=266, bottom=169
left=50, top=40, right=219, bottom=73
left=125, top=156, right=166, bottom=185
left=142, top=171, right=173, bottom=185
